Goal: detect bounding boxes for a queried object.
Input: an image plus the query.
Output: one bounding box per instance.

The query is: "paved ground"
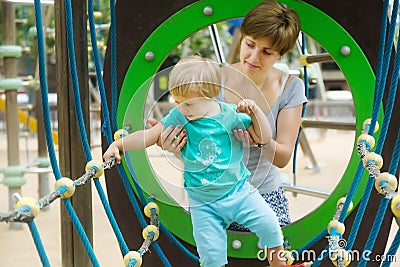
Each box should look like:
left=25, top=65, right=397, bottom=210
left=0, top=128, right=399, bottom=266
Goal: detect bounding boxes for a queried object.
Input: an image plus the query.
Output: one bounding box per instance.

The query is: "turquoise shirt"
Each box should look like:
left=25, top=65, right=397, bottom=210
left=162, top=101, right=252, bottom=202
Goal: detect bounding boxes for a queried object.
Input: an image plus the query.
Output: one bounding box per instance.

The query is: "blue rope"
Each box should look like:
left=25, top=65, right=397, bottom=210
left=88, top=0, right=113, bottom=143
left=296, top=229, right=327, bottom=254
left=374, top=0, right=399, bottom=154
left=357, top=198, right=390, bottom=267
left=379, top=129, right=400, bottom=266
left=124, top=154, right=200, bottom=263
left=124, top=153, right=149, bottom=205
left=33, top=0, right=61, bottom=180
left=369, top=0, right=390, bottom=135
left=63, top=199, right=100, bottom=267
left=344, top=0, right=399, bottom=250
left=381, top=228, right=400, bottom=267
left=336, top=0, right=392, bottom=230
left=116, top=163, right=173, bottom=266
left=292, top=32, right=309, bottom=185
left=34, top=0, right=100, bottom=265
left=88, top=0, right=129, bottom=255
left=93, top=179, right=129, bottom=255
left=339, top=0, right=391, bottom=229
left=64, top=0, right=93, bottom=161
left=338, top=161, right=365, bottom=223
left=388, top=129, right=400, bottom=174
left=346, top=177, right=374, bottom=249
left=28, top=221, right=51, bottom=267
left=94, top=0, right=105, bottom=67
left=100, top=0, right=198, bottom=262
left=87, top=0, right=173, bottom=263
left=110, top=0, right=119, bottom=132
left=87, top=0, right=172, bottom=263
left=311, top=244, right=329, bottom=267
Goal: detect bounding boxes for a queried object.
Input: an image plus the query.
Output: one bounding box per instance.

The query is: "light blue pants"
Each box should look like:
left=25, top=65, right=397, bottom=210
left=188, top=181, right=283, bottom=267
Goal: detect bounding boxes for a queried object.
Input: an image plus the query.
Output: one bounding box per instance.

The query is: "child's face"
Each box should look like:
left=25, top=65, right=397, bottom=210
left=174, top=94, right=215, bottom=121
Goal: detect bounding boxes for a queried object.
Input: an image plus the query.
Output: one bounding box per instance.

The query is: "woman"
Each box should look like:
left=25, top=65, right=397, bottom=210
left=156, top=0, right=306, bottom=228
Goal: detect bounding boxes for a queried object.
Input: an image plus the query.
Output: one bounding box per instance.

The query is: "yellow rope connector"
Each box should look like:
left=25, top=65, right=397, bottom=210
left=327, top=220, right=345, bottom=235
left=16, top=197, right=40, bottom=218
left=363, top=118, right=379, bottom=133
left=85, top=160, right=104, bottom=178
left=357, top=133, right=375, bottom=149
left=123, top=251, right=142, bottom=267
left=362, top=152, right=383, bottom=169
left=144, top=202, right=159, bottom=218
left=375, top=172, right=398, bottom=195
left=391, top=194, right=400, bottom=218
left=337, top=197, right=353, bottom=213
left=142, top=225, right=160, bottom=241
left=54, top=177, right=76, bottom=199
left=114, top=129, right=129, bottom=141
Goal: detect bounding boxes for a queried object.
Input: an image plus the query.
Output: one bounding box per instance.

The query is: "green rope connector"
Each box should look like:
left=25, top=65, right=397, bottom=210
left=34, top=157, right=51, bottom=168
left=0, top=78, right=24, bottom=90
left=28, top=27, right=37, bottom=38
left=1, top=166, right=26, bottom=188
left=27, top=78, right=40, bottom=90
left=0, top=45, right=23, bottom=58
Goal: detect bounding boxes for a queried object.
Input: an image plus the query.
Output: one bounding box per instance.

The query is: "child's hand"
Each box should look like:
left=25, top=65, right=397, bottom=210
left=237, top=99, right=258, bottom=114
left=103, top=143, right=121, bottom=164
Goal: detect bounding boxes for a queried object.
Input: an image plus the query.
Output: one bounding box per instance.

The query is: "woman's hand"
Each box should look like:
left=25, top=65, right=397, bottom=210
left=233, top=129, right=254, bottom=145
left=148, top=118, right=187, bottom=154
left=160, top=125, right=187, bottom=155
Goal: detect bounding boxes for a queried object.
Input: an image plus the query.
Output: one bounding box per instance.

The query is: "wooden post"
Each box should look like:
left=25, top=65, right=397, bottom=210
left=55, top=0, right=92, bottom=266
left=2, top=1, right=22, bottom=230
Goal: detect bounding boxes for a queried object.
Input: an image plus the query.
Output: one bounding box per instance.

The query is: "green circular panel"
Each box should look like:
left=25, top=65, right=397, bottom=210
left=118, top=0, right=377, bottom=258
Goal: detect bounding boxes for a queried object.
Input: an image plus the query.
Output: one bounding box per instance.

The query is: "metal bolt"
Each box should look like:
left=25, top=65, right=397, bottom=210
left=340, top=46, right=351, bottom=56
left=203, top=6, right=213, bottom=16
left=13, top=192, right=22, bottom=202
left=145, top=51, right=155, bottom=62
left=232, top=240, right=242, bottom=249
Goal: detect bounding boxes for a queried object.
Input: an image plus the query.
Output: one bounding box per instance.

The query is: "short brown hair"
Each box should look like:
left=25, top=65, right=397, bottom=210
left=241, top=0, right=300, bottom=55
left=168, top=55, right=221, bottom=99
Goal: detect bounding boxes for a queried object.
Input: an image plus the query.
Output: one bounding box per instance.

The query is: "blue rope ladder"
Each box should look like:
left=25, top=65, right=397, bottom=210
left=311, top=0, right=400, bottom=266
left=1, top=0, right=400, bottom=267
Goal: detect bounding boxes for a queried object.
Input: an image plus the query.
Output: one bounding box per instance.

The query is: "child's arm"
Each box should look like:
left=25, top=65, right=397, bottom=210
left=103, top=123, right=164, bottom=164
left=236, top=99, right=272, bottom=146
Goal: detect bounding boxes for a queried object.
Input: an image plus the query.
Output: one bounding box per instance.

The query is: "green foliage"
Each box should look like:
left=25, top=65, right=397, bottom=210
left=0, top=2, right=110, bottom=51
left=171, top=21, right=233, bottom=61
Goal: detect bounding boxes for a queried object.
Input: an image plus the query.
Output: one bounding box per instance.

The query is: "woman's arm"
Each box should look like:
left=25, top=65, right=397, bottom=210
left=262, top=105, right=303, bottom=168
left=103, top=123, right=163, bottom=163
left=237, top=99, right=272, bottom=145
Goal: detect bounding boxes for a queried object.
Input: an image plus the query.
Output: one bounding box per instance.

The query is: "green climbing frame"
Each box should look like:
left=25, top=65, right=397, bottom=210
left=117, top=0, right=380, bottom=258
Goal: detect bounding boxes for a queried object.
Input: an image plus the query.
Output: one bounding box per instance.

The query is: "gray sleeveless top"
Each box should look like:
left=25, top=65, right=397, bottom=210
left=218, top=72, right=307, bottom=194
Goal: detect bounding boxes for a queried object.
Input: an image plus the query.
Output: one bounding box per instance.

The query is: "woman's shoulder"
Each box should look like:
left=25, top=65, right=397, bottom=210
left=284, top=74, right=304, bottom=91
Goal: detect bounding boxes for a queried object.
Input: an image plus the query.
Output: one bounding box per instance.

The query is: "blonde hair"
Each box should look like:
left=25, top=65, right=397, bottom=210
left=241, top=0, right=300, bottom=55
left=168, top=55, right=221, bottom=99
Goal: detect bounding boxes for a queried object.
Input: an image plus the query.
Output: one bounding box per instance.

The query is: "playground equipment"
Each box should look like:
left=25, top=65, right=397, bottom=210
left=0, top=0, right=399, bottom=266
left=103, top=0, right=399, bottom=266
left=0, top=0, right=55, bottom=229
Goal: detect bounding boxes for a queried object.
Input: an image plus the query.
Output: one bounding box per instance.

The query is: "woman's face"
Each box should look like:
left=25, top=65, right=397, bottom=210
left=239, top=35, right=281, bottom=77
